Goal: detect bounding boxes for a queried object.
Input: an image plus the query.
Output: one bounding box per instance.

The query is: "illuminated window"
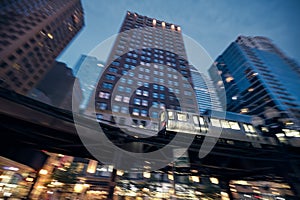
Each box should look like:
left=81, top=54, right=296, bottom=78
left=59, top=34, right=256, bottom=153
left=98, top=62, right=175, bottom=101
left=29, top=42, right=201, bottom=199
left=226, top=76, right=234, bottom=83
left=99, top=92, right=110, bottom=99
left=133, top=108, right=139, bottom=116
left=123, top=96, right=130, bottom=103
left=136, top=89, right=142, bottom=95
left=114, top=95, right=122, bottom=102
left=220, top=120, right=230, bottom=128
left=168, top=111, right=175, bottom=120
left=134, top=98, right=141, bottom=105
left=229, top=121, right=240, bottom=130
left=240, top=108, right=249, bottom=113
left=211, top=118, right=221, bottom=127
left=177, top=113, right=188, bottom=121
left=141, top=110, right=148, bottom=117
left=142, top=100, right=148, bottom=106
left=143, top=91, right=149, bottom=96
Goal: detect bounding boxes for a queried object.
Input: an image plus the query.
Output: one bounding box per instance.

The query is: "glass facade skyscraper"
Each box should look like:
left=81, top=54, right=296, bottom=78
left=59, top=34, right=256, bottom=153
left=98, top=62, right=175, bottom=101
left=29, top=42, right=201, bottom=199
left=95, top=11, right=198, bottom=123
left=73, top=55, right=104, bottom=110
left=0, top=0, right=84, bottom=95
left=190, top=65, right=223, bottom=114
left=209, top=36, right=300, bottom=129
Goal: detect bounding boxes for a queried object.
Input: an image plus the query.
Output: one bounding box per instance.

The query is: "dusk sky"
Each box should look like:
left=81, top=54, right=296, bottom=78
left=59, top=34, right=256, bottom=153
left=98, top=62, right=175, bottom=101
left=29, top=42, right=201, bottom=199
left=57, top=0, right=300, bottom=71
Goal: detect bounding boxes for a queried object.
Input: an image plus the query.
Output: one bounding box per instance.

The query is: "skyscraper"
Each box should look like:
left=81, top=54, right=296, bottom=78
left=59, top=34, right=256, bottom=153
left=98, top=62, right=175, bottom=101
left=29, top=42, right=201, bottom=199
left=209, top=36, right=300, bottom=129
left=95, top=11, right=197, bottom=124
left=28, top=61, right=83, bottom=112
left=0, top=0, right=84, bottom=95
left=73, top=55, right=104, bottom=110
left=190, top=65, right=223, bottom=114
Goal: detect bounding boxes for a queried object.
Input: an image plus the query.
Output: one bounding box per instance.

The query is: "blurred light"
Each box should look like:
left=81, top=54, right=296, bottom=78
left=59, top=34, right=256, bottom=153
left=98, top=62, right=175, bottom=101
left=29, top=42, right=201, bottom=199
left=25, top=177, right=34, bottom=182
left=276, top=133, right=285, bottom=138
left=191, top=176, right=200, bottom=182
left=153, top=19, right=156, bottom=26
left=47, top=191, right=53, bottom=194
left=177, top=26, right=181, bottom=31
left=232, top=96, right=238, bottom=100
left=117, top=170, right=124, bottom=176
left=241, top=108, right=249, bottom=113
left=74, top=184, right=84, bottom=193
left=3, top=166, right=19, bottom=171
left=87, top=160, right=97, bottom=173
left=143, top=172, right=151, bottom=178
left=162, top=22, right=166, bottom=28
left=248, top=88, right=254, bottom=92
left=39, top=169, right=48, bottom=175
left=171, top=24, right=175, bottom=30
left=226, top=76, right=234, bottom=82
left=168, top=174, right=174, bottom=180
left=210, top=177, right=219, bottom=184
left=47, top=33, right=53, bottom=39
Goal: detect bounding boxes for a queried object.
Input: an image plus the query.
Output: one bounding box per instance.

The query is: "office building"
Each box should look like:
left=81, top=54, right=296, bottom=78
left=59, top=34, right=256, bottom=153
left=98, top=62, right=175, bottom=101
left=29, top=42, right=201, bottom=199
left=28, top=61, right=83, bottom=112
left=190, top=65, right=223, bottom=114
left=73, top=55, right=104, bottom=110
left=0, top=0, right=84, bottom=95
left=209, top=36, right=300, bottom=129
left=95, top=11, right=198, bottom=121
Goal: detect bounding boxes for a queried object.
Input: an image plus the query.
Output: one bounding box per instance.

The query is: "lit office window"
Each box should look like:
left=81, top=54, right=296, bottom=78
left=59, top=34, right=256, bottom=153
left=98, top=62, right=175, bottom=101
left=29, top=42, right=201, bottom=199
left=114, top=95, right=122, bottom=102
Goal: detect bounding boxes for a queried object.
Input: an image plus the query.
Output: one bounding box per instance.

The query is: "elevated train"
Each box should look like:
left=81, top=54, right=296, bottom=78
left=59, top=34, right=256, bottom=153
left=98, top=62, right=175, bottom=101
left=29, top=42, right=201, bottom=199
left=95, top=109, right=300, bottom=148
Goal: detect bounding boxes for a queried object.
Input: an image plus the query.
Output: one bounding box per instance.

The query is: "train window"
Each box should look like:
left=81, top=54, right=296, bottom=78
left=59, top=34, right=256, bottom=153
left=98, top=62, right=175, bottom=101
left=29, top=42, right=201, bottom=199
left=177, top=113, right=188, bottom=121
left=210, top=118, right=221, bottom=127
left=229, top=121, right=240, bottom=130
left=248, top=125, right=256, bottom=133
left=243, top=124, right=256, bottom=133
left=199, top=117, right=205, bottom=125
left=220, top=120, right=230, bottom=128
left=168, top=111, right=175, bottom=120
left=160, top=111, right=166, bottom=122
left=193, top=116, right=199, bottom=125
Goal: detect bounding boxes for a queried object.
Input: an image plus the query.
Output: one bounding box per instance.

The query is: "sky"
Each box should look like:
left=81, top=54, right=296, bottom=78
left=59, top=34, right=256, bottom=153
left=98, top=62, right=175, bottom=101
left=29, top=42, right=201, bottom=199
left=57, top=0, right=300, bottom=72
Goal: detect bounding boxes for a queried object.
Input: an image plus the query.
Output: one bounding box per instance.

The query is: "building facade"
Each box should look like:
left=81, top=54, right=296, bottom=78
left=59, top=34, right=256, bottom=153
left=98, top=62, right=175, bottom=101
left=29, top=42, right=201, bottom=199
left=0, top=0, right=84, bottom=95
left=209, top=36, right=300, bottom=129
left=28, top=61, right=83, bottom=112
left=95, top=11, right=198, bottom=123
left=190, top=65, right=223, bottom=114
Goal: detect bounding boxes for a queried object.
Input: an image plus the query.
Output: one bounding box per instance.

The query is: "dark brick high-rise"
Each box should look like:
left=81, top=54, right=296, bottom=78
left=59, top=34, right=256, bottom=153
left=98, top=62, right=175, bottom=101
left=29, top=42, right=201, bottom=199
left=0, top=0, right=84, bottom=95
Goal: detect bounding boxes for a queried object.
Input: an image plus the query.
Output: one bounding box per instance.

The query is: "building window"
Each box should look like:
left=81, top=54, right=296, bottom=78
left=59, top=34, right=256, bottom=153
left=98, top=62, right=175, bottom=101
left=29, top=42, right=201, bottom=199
left=98, top=103, right=107, bottom=110
left=109, top=67, right=118, bottom=73
left=121, top=107, right=128, bottom=114
left=153, top=93, right=158, bottom=98
left=125, top=87, right=132, bottom=93
left=142, top=100, right=148, bottom=106
left=143, top=91, right=149, bottom=97
left=118, top=86, right=124, bottom=92
left=133, top=108, right=139, bottom=116
left=112, top=105, right=120, bottom=112
left=123, top=96, right=130, bottom=103
left=160, top=94, right=165, bottom=100
left=141, top=110, right=148, bottom=117
left=134, top=98, right=141, bottom=105
left=103, top=82, right=113, bottom=89
left=114, top=95, right=122, bottom=102
left=105, top=74, right=116, bottom=81
left=99, top=92, right=110, bottom=99
left=152, top=102, right=159, bottom=108
left=136, top=89, right=142, bottom=95
left=151, top=112, right=158, bottom=118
